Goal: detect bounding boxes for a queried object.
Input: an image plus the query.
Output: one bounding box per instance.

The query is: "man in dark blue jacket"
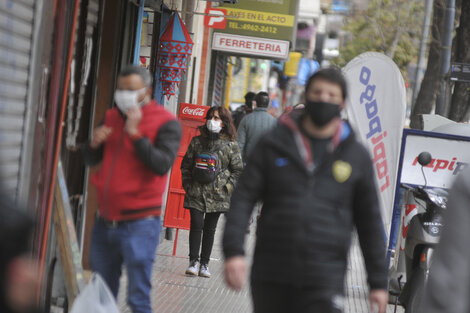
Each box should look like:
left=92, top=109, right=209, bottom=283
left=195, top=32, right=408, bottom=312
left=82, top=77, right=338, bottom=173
left=223, top=68, right=388, bottom=313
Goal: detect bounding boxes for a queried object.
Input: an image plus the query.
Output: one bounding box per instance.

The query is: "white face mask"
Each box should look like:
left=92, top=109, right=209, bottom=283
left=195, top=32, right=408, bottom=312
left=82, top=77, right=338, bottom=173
left=206, top=119, right=222, bottom=133
left=114, top=87, right=147, bottom=112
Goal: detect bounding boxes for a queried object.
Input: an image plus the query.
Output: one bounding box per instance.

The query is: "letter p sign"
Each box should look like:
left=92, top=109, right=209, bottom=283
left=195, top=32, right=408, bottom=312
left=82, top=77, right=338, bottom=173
left=204, top=9, right=227, bottom=29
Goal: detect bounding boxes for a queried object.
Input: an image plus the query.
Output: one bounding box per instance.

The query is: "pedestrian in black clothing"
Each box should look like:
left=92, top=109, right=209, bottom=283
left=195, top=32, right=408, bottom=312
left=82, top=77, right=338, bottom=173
left=223, top=68, right=388, bottom=313
left=232, top=91, right=255, bottom=129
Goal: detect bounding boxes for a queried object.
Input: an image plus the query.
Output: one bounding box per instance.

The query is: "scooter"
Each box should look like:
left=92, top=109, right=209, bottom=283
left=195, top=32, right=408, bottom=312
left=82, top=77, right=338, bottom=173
left=396, top=152, right=448, bottom=313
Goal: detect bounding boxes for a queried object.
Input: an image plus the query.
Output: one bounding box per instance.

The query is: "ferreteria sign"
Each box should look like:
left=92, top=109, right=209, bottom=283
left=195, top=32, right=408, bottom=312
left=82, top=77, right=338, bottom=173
left=212, top=33, right=289, bottom=59
left=210, top=0, right=299, bottom=59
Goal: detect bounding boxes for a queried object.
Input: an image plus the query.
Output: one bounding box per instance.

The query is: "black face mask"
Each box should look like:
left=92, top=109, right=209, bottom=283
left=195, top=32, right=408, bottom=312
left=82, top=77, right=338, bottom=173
left=305, top=100, right=341, bottom=127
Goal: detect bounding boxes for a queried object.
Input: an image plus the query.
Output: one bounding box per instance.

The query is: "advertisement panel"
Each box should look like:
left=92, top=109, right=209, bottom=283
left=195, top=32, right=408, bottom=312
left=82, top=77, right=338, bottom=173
left=387, top=129, right=470, bottom=263
left=343, top=52, right=407, bottom=230
left=400, top=134, right=470, bottom=188
left=216, top=0, right=299, bottom=42
left=164, top=103, right=210, bottom=231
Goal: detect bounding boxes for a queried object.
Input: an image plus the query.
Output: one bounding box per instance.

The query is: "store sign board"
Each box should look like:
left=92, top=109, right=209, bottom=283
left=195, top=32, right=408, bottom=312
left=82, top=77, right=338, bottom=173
left=450, top=62, right=470, bottom=82
left=399, top=132, right=470, bottom=189
left=216, top=0, right=298, bottom=42
left=212, top=33, right=289, bottom=59
left=178, top=103, right=209, bottom=121
left=204, top=8, right=227, bottom=29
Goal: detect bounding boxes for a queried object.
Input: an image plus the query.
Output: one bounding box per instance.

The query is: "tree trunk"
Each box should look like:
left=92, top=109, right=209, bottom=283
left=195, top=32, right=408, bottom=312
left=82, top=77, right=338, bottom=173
left=448, top=0, right=470, bottom=122
left=410, top=0, right=445, bottom=129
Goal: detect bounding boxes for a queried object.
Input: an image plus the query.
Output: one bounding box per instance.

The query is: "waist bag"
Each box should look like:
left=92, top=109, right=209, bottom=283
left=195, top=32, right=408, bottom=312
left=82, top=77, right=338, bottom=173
left=193, top=141, right=230, bottom=184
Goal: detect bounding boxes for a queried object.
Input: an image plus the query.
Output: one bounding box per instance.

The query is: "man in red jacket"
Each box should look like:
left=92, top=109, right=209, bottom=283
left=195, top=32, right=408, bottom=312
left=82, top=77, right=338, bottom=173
left=83, top=65, right=181, bottom=313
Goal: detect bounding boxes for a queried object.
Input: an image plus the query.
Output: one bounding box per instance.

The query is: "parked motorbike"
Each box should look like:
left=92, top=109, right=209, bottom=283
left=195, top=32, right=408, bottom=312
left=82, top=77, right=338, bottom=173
left=396, top=152, right=448, bottom=313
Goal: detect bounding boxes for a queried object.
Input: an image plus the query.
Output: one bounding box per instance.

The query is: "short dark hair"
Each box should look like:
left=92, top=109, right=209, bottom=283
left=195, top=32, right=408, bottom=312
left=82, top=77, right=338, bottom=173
left=255, top=91, right=269, bottom=108
left=119, top=65, right=152, bottom=87
left=244, top=92, right=256, bottom=109
left=305, top=67, right=348, bottom=100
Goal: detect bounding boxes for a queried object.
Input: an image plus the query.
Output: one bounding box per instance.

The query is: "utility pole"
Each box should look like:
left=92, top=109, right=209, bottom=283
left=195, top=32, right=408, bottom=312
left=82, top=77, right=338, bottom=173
left=412, top=0, right=433, bottom=109
left=435, top=0, right=455, bottom=116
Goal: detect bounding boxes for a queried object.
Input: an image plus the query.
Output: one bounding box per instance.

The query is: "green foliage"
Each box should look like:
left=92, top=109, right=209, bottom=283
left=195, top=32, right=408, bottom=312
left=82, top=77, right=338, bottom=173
left=331, top=0, right=425, bottom=81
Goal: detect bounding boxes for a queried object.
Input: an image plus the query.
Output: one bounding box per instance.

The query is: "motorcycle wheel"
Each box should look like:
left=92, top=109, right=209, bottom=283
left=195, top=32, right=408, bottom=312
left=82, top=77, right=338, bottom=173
left=405, top=268, right=425, bottom=313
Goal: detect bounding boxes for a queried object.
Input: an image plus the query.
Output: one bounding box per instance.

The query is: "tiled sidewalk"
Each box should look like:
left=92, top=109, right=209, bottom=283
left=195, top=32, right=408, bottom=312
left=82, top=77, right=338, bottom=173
left=117, top=217, right=403, bottom=313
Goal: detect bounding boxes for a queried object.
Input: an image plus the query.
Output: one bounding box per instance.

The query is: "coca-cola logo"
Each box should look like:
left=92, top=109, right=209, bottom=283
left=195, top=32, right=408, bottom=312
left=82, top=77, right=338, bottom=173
left=182, top=106, right=206, bottom=117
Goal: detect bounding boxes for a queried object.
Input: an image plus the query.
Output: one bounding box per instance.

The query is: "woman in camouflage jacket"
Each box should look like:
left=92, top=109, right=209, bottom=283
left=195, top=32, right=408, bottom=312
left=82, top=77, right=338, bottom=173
left=181, top=106, right=243, bottom=278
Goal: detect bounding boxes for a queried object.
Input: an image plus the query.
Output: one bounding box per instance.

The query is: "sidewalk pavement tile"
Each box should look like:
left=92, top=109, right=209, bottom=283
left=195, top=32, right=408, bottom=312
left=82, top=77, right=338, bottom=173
left=117, top=217, right=403, bottom=313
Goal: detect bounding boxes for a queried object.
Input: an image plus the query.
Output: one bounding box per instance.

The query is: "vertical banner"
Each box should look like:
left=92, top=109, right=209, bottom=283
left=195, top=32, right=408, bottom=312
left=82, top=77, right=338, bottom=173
left=343, top=52, right=406, bottom=233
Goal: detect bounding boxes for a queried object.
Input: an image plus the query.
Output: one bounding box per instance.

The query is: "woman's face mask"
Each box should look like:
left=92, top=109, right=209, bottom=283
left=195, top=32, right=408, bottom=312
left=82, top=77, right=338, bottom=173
left=114, top=87, right=147, bottom=112
left=206, top=119, right=222, bottom=133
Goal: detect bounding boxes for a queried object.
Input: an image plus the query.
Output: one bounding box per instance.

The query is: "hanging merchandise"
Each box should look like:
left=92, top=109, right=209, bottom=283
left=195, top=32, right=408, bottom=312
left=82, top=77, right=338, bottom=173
left=157, top=12, right=193, bottom=99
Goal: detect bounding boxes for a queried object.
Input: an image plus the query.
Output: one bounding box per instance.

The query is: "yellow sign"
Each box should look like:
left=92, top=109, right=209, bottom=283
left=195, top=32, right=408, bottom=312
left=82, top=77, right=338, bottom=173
left=224, top=8, right=295, bottom=27
left=332, top=160, right=352, bottom=183
left=284, top=52, right=302, bottom=76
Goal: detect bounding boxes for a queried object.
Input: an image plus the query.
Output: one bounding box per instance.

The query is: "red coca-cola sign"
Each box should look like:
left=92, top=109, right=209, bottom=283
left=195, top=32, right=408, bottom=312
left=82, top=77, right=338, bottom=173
left=182, top=107, right=205, bottom=117
left=179, top=103, right=209, bottom=121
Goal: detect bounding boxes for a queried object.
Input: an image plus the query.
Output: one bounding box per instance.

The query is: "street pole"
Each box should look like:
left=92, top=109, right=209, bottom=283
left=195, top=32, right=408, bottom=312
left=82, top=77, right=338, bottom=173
left=435, top=0, right=455, bottom=116
left=412, top=0, right=432, bottom=109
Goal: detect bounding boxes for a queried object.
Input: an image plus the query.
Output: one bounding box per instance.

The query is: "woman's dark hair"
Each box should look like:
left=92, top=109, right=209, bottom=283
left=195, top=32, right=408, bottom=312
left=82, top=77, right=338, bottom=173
left=305, top=67, right=348, bottom=100
left=205, top=106, right=237, bottom=141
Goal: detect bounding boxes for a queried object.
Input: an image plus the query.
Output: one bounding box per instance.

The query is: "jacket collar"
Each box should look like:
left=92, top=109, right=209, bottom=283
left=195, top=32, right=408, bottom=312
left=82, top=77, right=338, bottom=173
left=253, top=107, right=268, bottom=112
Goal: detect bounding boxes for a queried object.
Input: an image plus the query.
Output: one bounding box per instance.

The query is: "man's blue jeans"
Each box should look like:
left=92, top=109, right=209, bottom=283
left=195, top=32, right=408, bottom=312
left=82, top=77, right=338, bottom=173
left=90, top=216, right=161, bottom=313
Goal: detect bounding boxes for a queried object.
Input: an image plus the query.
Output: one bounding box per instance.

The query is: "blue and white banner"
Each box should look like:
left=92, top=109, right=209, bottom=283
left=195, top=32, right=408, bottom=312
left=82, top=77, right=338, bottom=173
left=343, top=52, right=407, bottom=232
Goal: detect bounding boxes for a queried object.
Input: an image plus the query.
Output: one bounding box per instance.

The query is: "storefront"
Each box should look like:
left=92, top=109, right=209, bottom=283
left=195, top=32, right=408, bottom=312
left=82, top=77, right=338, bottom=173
left=206, top=0, right=299, bottom=113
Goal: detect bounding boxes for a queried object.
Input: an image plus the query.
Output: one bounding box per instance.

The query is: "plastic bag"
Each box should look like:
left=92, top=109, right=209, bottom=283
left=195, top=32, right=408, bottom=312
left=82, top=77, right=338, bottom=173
left=70, top=273, right=120, bottom=313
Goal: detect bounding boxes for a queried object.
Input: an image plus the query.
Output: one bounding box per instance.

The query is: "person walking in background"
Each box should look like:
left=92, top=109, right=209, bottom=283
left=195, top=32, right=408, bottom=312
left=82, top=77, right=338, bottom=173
left=181, top=106, right=243, bottom=278
left=237, top=91, right=277, bottom=162
left=420, top=170, right=470, bottom=313
left=223, top=68, right=388, bottom=313
left=82, top=65, right=182, bottom=313
left=233, top=91, right=256, bottom=129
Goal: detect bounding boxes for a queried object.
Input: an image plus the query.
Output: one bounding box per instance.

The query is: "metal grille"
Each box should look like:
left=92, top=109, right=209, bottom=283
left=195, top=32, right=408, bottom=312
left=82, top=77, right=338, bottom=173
left=0, top=0, right=35, bottom=193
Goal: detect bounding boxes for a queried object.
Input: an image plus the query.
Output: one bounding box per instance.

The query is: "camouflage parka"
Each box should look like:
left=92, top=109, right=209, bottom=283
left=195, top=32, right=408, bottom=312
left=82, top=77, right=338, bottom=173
left=181, top=131, right=243, bottom=213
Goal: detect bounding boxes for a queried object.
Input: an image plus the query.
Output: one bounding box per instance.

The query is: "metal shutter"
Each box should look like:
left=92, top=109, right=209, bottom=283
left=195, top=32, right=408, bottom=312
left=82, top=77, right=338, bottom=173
left=0, top=0, right=35, bottom=195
